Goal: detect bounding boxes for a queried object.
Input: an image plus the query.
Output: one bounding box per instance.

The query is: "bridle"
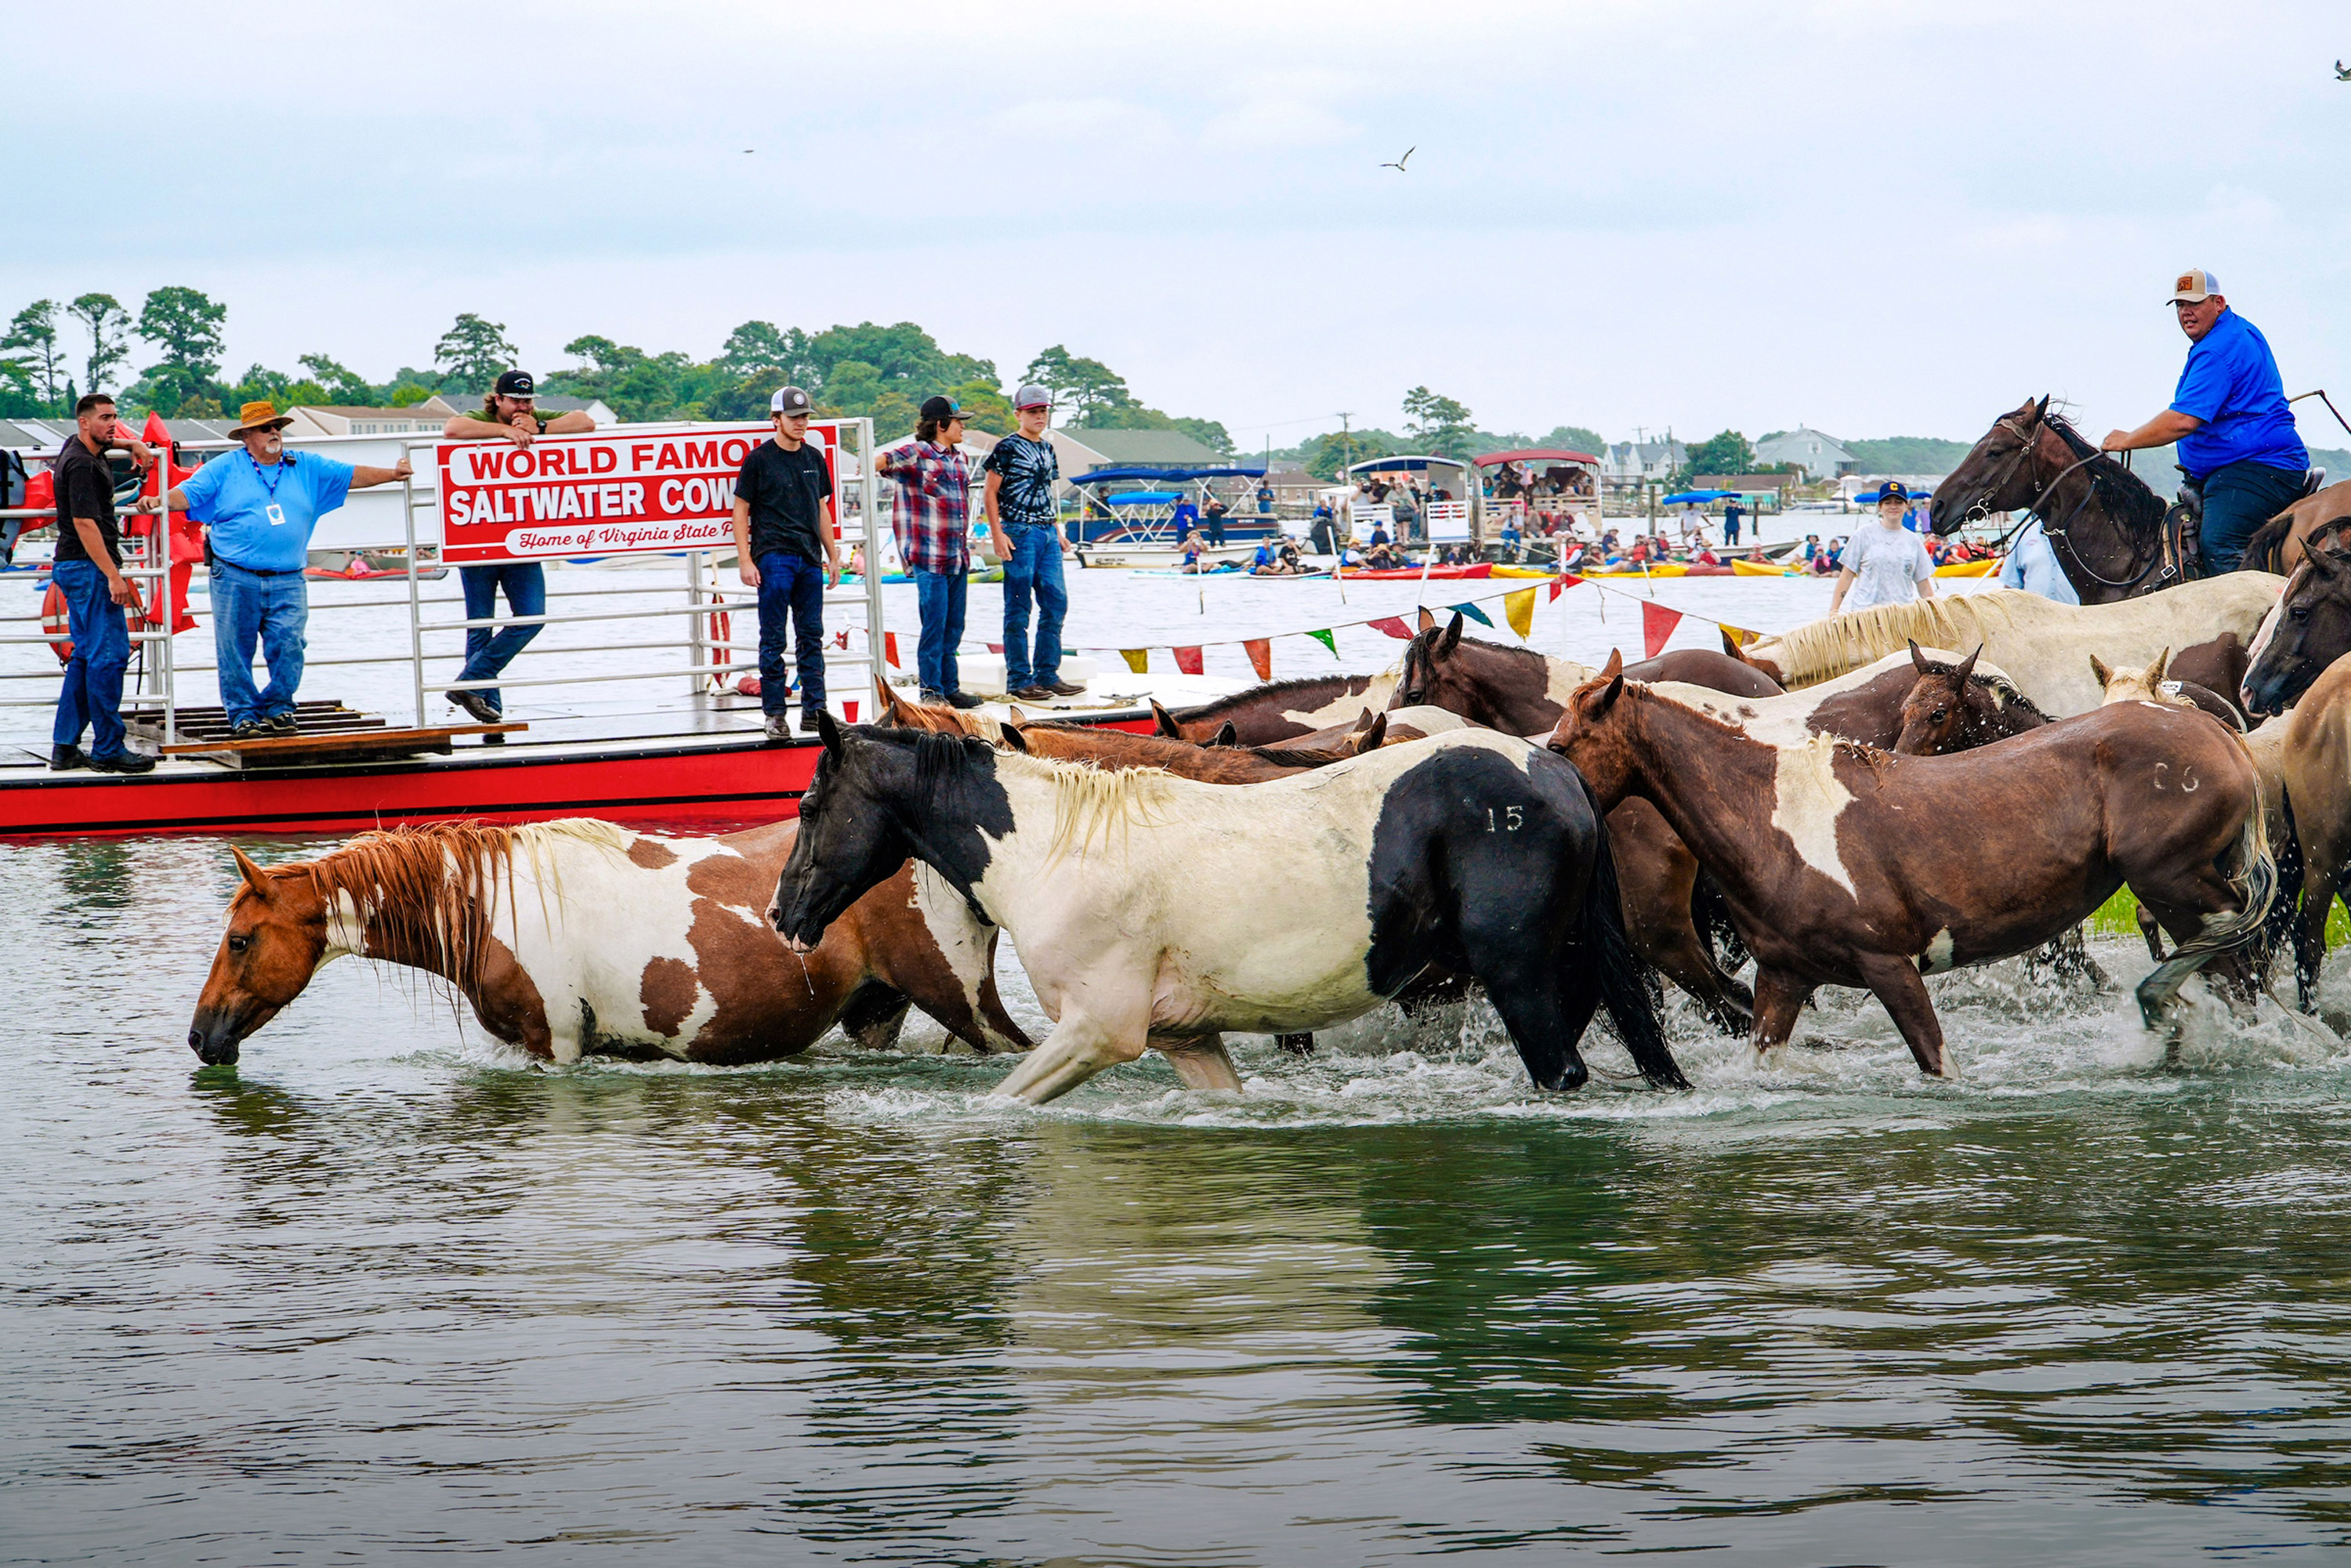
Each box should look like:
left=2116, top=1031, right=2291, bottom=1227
left=1960, top=415, right=2157, bottom=590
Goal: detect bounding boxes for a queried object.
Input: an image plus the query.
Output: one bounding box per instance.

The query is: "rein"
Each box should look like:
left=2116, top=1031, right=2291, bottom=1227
left=1978, top=417, right=2164, bottom=591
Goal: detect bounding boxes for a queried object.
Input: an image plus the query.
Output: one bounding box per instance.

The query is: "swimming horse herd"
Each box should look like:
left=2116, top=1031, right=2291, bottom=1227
left=191, top=467, right=2351, bottom=1103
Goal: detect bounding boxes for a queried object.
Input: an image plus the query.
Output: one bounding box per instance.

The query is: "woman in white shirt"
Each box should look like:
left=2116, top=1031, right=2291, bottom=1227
left=1831, top=481, right=1938, bottom=615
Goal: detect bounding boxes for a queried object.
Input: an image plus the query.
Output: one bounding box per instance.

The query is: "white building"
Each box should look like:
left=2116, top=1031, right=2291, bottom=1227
left=1600, top=438, right=1686, bottom=485
left=1754, top=426, right=1860, bottom=480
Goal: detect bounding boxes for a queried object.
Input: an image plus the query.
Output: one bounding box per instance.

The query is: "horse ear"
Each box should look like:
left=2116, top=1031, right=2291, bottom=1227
left=877, top=676, right=902, bottom=725
left=1415, top=605, right=1437, bottom=632
left=1210, top=721, right=1238, bottom=748
left=997, top=719, right=1030, bottom=753
left=2145, top=648, right=2170, bottom=686
left=817, top=708, right=845, bottom=755
left=1353, top=711, right=1388, bottom=753
left=1433, top=612, right=1464, bottom=659
left=1588, top=647, right=1626, bottom=713
left=230, top=845, right=273, bottom=901
left=1151, top=700, right=1182, bottom=738
left=2089, top=654, right=2114, bottom=689
left=1350, top=708, right=1376, bottom=733
left=1908, top=638, right=1929, bottom=673
left=1954, top=643, right=1981, bottom=686
left=2033, top=394, right=2051, bottom=422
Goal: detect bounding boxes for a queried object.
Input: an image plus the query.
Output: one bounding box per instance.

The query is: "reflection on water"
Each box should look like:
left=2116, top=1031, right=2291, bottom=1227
left=8, top=833, right=2351, bottom=1563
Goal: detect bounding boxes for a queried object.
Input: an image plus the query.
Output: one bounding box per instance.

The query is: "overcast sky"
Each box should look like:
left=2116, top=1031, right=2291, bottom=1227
left=10, top=0, right=2346, bottom=449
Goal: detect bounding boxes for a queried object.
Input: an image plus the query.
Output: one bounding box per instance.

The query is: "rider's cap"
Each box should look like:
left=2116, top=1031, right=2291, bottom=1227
left=918, top=395, right=969, bottom=424
left=1013, top=384, right=1052, bottom=411
left=1874, top=480, right=1910, bottom=505
left=494, top=369, right=536, bottom=398
left=770, top=386, right=813, bottom=417
left=2167, top=268, right=2220, bottom=305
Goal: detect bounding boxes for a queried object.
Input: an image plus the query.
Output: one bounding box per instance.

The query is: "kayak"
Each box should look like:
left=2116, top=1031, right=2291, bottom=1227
left=1490, top=564, right=1559, bottom=579
left=1683, top=564, right=1733, bottom=577
left=1585, top=563, right=1687, bottom=578
left=1731, top=559, right=1796, bottom=577
left=1936, top=558, right=1998, bottom=578
left=1339, top=563, right=1493, bottom=581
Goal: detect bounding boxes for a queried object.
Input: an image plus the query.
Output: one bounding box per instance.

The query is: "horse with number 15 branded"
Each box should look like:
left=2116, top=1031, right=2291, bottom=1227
left=768, top=714, right=1686, bottom=1104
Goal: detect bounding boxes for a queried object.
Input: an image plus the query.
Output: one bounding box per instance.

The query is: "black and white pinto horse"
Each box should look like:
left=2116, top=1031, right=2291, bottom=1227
left=768, top=715, right=1685, bottom=1104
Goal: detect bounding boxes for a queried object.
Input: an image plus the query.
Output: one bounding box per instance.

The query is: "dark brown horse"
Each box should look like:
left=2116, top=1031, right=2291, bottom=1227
left=1547, top=653, right=2275, bottom=1074
left=2244, top=544, right=2351, bottom=715
left=1153, top=673, right=1398, bottom=744
left=1393, top=616, right=1780, bottom=727
left=1891, top=642, right=2052, bottom=754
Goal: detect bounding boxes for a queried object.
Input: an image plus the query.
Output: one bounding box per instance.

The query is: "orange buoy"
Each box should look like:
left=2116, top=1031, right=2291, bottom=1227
left=41, top=581, right=71, bottom=664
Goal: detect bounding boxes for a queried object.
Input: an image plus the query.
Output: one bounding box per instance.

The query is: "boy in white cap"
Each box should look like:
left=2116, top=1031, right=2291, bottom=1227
left=982, top=386, right=1079, bottom=703
left=730, top=386, right=841, bottom=737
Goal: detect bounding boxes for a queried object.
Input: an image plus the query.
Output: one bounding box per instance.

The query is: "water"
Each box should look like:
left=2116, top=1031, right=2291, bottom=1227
left=16, top=542, right=2346, bottom=1563
left=10, top=827, right=2351, bottom=1564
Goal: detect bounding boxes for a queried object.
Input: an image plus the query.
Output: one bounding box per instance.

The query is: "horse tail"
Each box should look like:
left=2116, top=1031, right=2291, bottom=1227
left=2140, top=781, right=2280, bottom=1008
left=1571, top=769, right=1688, bottom=1090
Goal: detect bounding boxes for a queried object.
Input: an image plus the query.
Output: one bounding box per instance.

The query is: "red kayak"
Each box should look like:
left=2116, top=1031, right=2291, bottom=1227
left=1339, top=563, right=1494, bottom=581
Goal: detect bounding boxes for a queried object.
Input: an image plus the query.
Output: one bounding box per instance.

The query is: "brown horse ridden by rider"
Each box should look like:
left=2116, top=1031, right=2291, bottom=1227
left=1547, top=651, right=2276, bottom=1074
left=187, top=819, right=1033, bottom=1069
left=1930, top=396, right=2333, bottom=603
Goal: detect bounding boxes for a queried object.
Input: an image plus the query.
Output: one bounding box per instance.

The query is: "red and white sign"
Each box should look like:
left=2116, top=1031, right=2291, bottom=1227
left=437, top=422, right=838, bottom=563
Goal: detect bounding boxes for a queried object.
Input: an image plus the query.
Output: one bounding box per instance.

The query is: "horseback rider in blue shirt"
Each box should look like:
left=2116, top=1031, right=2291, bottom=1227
left=2101, top=268, right=2308, bottom=574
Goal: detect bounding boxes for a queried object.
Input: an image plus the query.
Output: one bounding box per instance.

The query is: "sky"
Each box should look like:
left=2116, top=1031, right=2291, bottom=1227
left=9, top=0, right=2347, bottom=452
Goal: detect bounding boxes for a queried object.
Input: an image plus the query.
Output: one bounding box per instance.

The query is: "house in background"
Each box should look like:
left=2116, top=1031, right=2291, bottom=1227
left=288, top=397, right=462, bottom=438
left=1753, top=426, right=1860, bottom=480
left=1600, top=437, right=1686, bottom=488
left=1049, top=426, right=1226, bottom=475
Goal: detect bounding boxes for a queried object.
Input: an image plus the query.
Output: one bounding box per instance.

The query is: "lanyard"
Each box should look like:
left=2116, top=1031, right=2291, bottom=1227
left=247, top=450, right=289, bottom=499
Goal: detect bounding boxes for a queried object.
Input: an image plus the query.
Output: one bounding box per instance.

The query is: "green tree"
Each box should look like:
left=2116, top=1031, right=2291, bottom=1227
left=1400, top=386, right=1476, bottom=458
left=1170, top=416, right=1235, bottom=458
left=136, top=285, right=226, bottom=386
left=719, top=320, right=819, bottom=383
left=297, top=353, right=376, bottom=404
left=815, top=360, right=922, bottom=440
left=68, top=293, right=133, bottom=393
left=1538, top=424, right=1607, bottom=457
left=387, top=383, right=435, bottom=407
left=943, top=379, right=1014, bottom=432
left=434, top=312, right=520, bottom=391
left=808, top=320, right=993, bottom=393
left=1023, top=346, right=1132, bottom=419
left=1296, top=426, right=1403, bottom=480
left=1679, top=429, right=1755, bottom=480
left=3, top=301, right=67, bottom=407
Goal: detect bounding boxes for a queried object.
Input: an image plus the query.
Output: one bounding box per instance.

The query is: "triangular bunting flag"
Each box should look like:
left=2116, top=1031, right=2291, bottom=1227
left=1306, top=628, right=1338, bottom=657
left=1173, top=646, right=1204, bottom=675
left=884, top=632, right=902, bottom=668
left=1547, top=571, right=1583, bottom=603
left=1243, top=639, right=1272, bottom=681
left=1503, top=587, right=1536, bottom=639
left=1447, top=602, right=1493, bottom=628
left=1367, top=616, right=1415, bottom=639
left=987, top=643, right=1004, bottom=654
left=1641, top=600, right=1682, bottom=658
left=1120, top=648, right=1149, bottom=674
left=1719, top=623, right=1756, bottom=650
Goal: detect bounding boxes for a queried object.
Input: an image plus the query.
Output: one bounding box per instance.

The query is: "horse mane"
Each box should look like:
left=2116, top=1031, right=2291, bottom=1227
left=1751, top=594, right=2029, bottom=688
left=286, top=819, right=636, bottom=995
left=1912, top=652, right=2047, bottom=722
left=2036, top=404, right=2169, bottom=539
left=987, top=746, right=1179, bottom=860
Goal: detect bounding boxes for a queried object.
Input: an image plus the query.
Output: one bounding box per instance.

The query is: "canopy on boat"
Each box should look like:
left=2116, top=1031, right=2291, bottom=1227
left=1103, top=490, right=1182, bottom=505
left=1473, top=447, right=1599, bottom=467
left=1662, top=490, right=1740, bottom=504
left=1346, top=454, right=1465, bottom=476
left=1069, top=465, right=1268, bottom=487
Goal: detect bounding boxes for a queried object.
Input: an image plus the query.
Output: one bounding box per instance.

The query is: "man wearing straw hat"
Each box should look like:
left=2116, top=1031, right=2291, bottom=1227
left=142, top=400, right=411, bottom=738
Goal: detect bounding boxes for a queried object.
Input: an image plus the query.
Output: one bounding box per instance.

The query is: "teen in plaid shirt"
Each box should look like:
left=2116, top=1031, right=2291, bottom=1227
left=877, top=396, right=980, bottom=707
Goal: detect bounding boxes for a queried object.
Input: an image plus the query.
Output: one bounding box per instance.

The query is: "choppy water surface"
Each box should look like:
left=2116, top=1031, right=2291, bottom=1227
left=10, top=830, right=2351, bottom=1566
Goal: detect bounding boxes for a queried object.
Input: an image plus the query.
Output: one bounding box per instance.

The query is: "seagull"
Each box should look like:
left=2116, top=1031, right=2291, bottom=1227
left=1378, top=147, right=1414, bottom=172
left=2337, top=60, right=2351, bottom=80
left=743, top=148, right=755, bottom=154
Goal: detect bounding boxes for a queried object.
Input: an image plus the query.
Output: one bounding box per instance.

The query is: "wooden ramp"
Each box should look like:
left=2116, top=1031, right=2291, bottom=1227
left=130, top=700, right=523, bottom=768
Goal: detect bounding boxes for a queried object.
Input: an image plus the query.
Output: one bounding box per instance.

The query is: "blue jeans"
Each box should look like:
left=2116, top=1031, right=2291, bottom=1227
left=757, top=551, right=826, bottom=715
left=2200, top=459, right=2310, bottom=574
left=1000, top=524, right=1067, bottom=689
left=457, top=563, right=545, bottom=712
left=211, top=562, right=309, bottom=728
left=50, top=558, right=130, bottom=758
left=913, top=567, right=966, bottom=695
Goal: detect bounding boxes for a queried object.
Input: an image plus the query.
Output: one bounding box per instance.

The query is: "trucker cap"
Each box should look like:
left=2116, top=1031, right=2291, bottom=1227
left=918, top=395, right=969, bottom=423
left=1014, top=383, right=1052, bottom=411
left=494, top=369, right=536, bottom=398
left=2167, top=268, right=2221, bottom=305
left=770, top=386, right=813, bottom=417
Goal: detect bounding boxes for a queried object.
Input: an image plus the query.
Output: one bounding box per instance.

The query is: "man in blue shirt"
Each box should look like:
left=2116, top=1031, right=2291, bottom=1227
left=2102, top=268, right=2309, bottom=574
left=143, top=400, right=409, bottom=738
left=1998, top=517, right=2082, bottom=604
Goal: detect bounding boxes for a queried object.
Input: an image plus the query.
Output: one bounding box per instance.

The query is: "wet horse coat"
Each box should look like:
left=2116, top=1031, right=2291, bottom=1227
left=770, top=719, right=1682, bottom=1104
left=188, top=819, right=1030, bottom=1066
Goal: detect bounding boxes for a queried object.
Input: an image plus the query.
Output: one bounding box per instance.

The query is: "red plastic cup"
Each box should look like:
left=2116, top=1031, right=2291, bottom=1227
left=842, top=700, right=859, bottom=723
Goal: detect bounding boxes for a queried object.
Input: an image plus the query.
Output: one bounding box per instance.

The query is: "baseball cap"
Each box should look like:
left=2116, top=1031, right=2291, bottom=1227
left=494, top=369, right=536, bottom=398
left=1873, top=480, right=1910, bottom=505
left=918, top=395, right=969, bottom=423
left=770, top=386, right=813, bottom=417
left=1013, top=384, right=1051, bottom=411
left=2166, top=268, right=2220, bottom=305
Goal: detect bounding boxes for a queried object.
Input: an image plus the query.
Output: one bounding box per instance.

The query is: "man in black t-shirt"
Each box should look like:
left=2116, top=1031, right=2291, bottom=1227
left=730, top=386, right=842, bottom=737
left=49, top=393, right=156, bottom=773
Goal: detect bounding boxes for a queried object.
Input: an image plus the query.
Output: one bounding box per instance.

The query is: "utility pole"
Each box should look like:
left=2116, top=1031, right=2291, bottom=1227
left=1339, top=411, right=1355, bottom=475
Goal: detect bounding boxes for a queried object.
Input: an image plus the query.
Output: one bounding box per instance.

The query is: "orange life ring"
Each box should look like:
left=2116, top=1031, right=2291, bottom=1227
left=41, top=581, right=71, bottom=664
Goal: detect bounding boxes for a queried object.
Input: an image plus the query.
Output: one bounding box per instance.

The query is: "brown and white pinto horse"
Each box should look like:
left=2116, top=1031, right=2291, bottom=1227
left=1547, top=653, right=2276, bottom=1074
left=187, top=818, right=1031, bottom=1067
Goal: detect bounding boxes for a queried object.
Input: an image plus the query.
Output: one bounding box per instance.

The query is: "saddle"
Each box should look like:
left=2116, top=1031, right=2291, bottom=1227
left=2160, top=466, right=2329, bottom=581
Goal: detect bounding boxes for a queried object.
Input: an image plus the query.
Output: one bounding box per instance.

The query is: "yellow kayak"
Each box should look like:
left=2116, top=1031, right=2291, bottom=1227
left=1935, top=558, right=1998, bottom=578
left=1490, top=564, right=1558, bottom=578
left=1731, top=559, right=1798, bottom=577
left=1585, top=563, right=1688, bottom=578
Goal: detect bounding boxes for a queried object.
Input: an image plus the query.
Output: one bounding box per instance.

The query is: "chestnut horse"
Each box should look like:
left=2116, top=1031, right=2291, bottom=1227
left=1154, top=673, right=1401, bottom=744
left=1547, top=653, right=2275, bottom=1074
left=188, top=818, right=1031, bottom=1067
left=2244, top=543, right=2351, bottom=716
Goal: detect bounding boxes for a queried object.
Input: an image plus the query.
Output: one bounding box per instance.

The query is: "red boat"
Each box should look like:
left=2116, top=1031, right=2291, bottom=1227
left=1339, top=563, right=1494, bottom=581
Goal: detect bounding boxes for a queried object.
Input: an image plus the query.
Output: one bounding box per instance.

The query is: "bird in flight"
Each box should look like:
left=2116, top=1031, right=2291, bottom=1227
left=2336, top=60, right=2351, bottom=80
left=1379, top=147, right=1415, bottom=172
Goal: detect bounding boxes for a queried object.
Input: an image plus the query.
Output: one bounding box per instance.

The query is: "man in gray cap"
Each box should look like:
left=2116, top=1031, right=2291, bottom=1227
left=730, top=386, right=841, bottom=736
left=981, top=384, right=1078, bottom=702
